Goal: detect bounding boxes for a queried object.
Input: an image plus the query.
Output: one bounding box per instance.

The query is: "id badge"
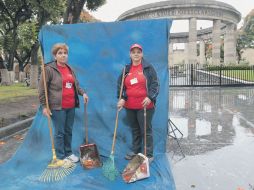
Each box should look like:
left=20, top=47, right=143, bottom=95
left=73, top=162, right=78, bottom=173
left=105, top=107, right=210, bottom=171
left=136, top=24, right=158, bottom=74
left=130, top=78, right=138, bottom=85
left=65, top=82, right=72, bottom=89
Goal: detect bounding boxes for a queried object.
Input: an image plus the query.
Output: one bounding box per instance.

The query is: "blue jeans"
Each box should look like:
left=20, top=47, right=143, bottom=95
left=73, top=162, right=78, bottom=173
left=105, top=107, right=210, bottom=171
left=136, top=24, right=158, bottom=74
left=126, top=108, right=154, bottom=157
left=51, top=108, right=75, bottom=159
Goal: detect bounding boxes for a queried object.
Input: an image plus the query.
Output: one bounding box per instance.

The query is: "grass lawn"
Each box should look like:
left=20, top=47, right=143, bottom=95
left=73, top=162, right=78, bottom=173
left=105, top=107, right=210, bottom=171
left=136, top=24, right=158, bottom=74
left=213, top=70, right=254, bottom=82
left=0, top=83, right=38, bottom=102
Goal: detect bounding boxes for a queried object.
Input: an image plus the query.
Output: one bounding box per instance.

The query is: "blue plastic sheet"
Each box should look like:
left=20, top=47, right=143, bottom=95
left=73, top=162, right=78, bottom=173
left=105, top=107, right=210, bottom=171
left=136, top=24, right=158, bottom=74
left=0, top=19, right=175, bottom=190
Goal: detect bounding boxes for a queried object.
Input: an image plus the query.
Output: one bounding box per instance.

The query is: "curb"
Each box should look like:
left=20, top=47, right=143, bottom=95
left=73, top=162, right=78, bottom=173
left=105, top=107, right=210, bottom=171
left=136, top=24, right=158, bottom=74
left=0, top=117, right=34, bottom=139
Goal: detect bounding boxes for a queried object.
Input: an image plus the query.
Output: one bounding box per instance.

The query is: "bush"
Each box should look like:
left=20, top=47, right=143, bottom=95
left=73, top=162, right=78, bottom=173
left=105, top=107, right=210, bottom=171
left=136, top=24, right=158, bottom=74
left=205, top=64, right=253, bottom=71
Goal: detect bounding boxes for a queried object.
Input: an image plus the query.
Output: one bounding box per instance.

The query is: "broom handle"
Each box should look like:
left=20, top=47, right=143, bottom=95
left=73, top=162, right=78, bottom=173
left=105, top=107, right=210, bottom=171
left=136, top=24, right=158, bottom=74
left=41, top=56, right=57, bottom=160
left=111, top=66, right=126, bottom=154
left=144, top=107, right=147, bottom=157
left=84, top=102, right=88, bottom=145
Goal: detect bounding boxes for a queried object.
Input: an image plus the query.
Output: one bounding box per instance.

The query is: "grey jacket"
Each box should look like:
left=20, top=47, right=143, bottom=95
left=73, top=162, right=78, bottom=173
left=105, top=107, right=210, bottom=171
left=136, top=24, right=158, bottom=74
left=38, top=61, right=85, bottom=110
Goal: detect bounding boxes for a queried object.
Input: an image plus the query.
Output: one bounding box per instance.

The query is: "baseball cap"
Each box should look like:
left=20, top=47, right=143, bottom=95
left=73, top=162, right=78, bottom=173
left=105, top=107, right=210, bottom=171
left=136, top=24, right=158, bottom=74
left=130, top=43, right=142, bottom=51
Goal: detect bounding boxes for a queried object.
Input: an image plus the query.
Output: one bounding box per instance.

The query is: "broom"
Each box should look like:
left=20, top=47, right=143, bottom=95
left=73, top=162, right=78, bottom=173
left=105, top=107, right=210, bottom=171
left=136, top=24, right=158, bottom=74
left=102, top=66, right=126, bottom=180
left=39, top=56, right=76, bottom=182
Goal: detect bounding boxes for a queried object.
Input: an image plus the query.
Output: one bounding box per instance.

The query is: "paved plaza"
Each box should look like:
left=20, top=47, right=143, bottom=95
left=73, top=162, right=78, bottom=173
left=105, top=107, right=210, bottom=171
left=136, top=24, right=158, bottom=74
left=168, top=87, right=254, bottom=190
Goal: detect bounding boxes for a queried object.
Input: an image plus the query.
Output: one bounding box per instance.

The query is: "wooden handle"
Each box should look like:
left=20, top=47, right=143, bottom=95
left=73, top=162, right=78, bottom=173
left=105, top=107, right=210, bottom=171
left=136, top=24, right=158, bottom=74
left=144, top=107, right=147, bottom=156
left=41, top=58, right=50, bottom=113
left=84, top=102, right=88, bottom=145
left=40, top=55, right=56, bottom=158
left=111, top=66, right=126, bottom=154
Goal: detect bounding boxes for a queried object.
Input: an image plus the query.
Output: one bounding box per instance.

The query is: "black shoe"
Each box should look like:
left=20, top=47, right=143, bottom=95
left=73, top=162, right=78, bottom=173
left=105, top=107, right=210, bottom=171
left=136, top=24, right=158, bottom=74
left=125, top=152, right=136, bottom=160
left=148, top=156, right=154, bottom=163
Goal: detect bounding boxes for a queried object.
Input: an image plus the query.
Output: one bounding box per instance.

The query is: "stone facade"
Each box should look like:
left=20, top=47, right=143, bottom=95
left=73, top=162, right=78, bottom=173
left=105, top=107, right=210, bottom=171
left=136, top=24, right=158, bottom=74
left=117, top=0, right=241, bottom=65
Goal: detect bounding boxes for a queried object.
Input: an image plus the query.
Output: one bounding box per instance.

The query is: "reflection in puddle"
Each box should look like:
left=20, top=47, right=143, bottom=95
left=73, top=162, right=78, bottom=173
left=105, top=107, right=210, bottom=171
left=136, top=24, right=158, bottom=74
left=168, top=87, right=254, bottom=189
left=168, top=87, right=254, bottom=156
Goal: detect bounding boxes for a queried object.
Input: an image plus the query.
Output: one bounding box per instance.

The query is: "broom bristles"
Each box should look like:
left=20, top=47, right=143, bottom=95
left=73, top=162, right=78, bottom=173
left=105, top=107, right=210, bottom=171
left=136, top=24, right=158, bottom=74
left=102, top=154, right=119, bottom=181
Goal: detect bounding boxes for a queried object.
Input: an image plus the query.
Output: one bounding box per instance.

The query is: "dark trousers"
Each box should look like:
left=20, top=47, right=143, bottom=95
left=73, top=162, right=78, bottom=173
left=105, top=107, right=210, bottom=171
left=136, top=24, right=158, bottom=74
left=51, top=108, right=75, bottom=159
left=126, top=108, right=154, bottom=157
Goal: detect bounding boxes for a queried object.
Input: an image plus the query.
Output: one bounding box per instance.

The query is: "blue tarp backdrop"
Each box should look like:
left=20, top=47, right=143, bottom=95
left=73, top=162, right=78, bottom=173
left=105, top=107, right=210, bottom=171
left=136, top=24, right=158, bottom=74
left=0, top=19, right=175, bottom=190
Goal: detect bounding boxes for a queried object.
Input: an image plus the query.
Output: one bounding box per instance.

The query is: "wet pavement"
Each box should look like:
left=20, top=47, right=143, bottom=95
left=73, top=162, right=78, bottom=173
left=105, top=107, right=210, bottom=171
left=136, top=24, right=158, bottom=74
left=0, top=129, right=28, bottom=164
left=167, top=87, right=254, bottom=190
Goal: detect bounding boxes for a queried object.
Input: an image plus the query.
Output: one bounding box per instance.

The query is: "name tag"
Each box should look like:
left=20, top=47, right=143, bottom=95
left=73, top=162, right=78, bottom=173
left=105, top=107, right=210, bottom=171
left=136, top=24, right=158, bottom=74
left=130, top=78, right=138, bottom=85
left=65, top=82, right=72, bottom=89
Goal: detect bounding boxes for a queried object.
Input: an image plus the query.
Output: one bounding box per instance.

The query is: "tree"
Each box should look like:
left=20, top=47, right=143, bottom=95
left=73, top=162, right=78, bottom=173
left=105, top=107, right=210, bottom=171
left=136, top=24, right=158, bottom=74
left=236, top=9, right=254, bottom=63
left=0, top=0, right=33, bottom=71
left=0, top=0, right=65, bottom=85
left=0, top=0, right=105, bottom=86
left=27, top=0, right=65, bottom=88
left=64, top=0, right=105, bottom=24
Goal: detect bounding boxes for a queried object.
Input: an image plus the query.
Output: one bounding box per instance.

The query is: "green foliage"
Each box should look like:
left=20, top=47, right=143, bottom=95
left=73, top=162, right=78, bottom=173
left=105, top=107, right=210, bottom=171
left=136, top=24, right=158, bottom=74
left=86, top=0, right=106, bottom=11
left=0, top=0, right=66, bottom=70
left=17, top=21, right=37, bottom=50
left=237, top=10, right=254, bottom=62
left=205, top=64, right=253, bottom=71
left=0, top=0, right=106, bottom=71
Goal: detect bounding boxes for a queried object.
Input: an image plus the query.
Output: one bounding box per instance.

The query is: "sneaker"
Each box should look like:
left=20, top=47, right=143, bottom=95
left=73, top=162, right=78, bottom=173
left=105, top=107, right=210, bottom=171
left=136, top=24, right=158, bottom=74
left=124, top=152, right=136, bottom=160
left=148, top=156, right=154, bottom=163
left=65, top=154, right=79, bottom=163
left=62, top=159, right=75, bottom=168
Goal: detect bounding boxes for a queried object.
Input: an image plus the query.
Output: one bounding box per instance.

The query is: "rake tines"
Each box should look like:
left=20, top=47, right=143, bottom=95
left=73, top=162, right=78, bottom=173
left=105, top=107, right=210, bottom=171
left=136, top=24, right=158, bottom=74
left=39, top=160, right=76, bottom=182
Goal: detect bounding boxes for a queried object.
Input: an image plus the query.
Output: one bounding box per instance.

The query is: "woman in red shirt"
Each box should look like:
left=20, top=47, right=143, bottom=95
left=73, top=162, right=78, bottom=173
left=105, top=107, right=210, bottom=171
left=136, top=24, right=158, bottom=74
left=39, top=43, right=88, bottom=163
left=117, top=43, right=159, bottom=162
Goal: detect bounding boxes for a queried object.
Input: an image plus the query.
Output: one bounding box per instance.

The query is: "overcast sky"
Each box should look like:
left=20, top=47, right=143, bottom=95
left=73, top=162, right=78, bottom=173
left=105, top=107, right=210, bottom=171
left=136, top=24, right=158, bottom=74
left=91, top=0, right=254, bottom=33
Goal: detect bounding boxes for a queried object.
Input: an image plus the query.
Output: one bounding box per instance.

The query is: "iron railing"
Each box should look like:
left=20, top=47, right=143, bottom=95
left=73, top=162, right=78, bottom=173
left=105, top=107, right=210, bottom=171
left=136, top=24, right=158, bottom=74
left=170, top=64, right=254, bottom=87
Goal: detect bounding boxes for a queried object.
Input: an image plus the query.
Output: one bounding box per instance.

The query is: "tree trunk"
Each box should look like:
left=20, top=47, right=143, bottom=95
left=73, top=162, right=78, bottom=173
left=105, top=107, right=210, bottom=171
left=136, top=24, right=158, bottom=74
left=30, top=42, right=39, bottom=88
left=0, top=69, right=11, bottom=85
left=64, top=0, right=86, bottom=24
left=29, top=64, right=38, bottom=88
left=8, top=29, right=18, bottom=71
left=19, top=71, right=26, bottom=82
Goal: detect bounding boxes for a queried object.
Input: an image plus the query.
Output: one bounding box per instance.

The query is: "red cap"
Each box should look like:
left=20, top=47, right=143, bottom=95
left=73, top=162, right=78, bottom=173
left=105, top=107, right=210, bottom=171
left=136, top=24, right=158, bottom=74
left=130, top=43, right=142, bottom=51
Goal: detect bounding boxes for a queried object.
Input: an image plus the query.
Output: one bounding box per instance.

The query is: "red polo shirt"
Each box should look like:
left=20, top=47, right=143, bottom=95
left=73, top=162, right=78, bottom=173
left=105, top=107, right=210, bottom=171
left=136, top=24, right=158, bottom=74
left=57, top=65, right=75, bottom=108
left=124, top=64, right=154, bottom=109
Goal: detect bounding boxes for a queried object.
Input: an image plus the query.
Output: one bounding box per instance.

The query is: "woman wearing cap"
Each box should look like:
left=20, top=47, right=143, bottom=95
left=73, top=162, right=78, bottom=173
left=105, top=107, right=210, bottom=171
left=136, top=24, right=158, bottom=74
left=38, top=43, right=89, bottom=163
left=117, top=43, right=159, bottom=162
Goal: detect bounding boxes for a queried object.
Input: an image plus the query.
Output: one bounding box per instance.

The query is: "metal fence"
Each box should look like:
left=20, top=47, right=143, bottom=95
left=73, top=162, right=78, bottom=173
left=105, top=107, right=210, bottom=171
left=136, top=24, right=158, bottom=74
left=169, top=64, right=254, bottom=87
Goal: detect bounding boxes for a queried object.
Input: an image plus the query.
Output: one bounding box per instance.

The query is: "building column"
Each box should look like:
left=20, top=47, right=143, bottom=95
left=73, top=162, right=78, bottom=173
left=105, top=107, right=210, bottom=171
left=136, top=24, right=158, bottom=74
left=199, top=40, right=206, bottom=65
left=184, top=43, right=188, bottom=64
left=212, top=19, right=221, bottom=65
left=224, top=23, right=237, bottom=64
left=188, top=18, right=197, bottom=64
left=169, top=42, right=174, bottom=66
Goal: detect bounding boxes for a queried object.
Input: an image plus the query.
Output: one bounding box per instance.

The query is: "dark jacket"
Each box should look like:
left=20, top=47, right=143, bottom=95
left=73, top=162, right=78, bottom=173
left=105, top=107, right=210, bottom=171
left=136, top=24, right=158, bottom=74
left=117, top=59, right=159, bottom=104
left=38, top=61, right=85, bottom=110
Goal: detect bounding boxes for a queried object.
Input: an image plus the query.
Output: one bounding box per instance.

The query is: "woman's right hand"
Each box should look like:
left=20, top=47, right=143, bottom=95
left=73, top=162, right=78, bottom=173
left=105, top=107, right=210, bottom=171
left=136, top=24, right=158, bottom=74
left=117, top=99, right=125, bottom=111
left=43, top=108, right=52, bottom=118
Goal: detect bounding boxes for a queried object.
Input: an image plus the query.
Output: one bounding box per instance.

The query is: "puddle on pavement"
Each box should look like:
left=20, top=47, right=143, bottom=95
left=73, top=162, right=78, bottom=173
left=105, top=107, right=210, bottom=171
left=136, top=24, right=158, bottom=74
left=167, top=87, right=254, bottom=189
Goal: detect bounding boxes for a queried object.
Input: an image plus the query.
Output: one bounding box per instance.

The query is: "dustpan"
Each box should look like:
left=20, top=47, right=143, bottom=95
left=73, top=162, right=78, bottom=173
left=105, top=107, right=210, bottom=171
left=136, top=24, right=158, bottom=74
left=80, top=103, right=101, bottom=169
left=122, top=107, right=150, bottom=183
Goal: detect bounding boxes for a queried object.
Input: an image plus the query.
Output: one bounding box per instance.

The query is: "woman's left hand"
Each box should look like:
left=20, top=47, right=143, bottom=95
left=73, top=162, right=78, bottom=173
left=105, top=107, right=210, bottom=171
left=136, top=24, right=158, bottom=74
left=142, top=97, right=151, bottom=107
left=83, top=93, right=89, bottom=103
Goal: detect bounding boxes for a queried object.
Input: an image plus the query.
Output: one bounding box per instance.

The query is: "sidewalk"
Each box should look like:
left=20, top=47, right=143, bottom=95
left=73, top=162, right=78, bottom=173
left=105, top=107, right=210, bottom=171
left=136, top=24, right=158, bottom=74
left=0, top=96, right=38, bottom=163
left=0, top=96, right=38, bottom=127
